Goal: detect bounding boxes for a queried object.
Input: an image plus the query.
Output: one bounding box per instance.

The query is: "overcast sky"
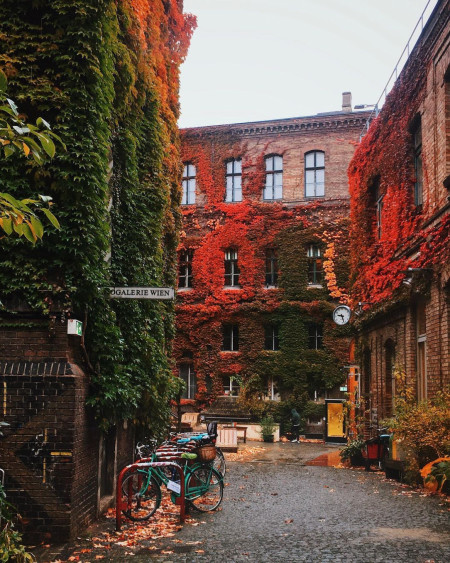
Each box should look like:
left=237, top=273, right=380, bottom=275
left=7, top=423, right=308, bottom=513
left=179, top=0, right=437, bottom=128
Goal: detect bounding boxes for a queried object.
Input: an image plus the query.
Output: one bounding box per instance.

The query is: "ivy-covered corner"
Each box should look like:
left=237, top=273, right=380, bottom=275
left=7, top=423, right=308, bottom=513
left=0, top=0, right=196, bottom=433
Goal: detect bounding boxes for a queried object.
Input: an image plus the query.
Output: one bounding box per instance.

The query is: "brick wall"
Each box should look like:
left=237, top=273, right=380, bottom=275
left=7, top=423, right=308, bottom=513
left=354, top=0, right=450, bottom=429
left=0, top=320, right=101, bottom=542
left=182, top=112, right=368, bottom=206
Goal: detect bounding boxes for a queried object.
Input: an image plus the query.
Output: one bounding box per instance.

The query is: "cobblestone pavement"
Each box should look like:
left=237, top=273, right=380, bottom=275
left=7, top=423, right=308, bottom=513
left=35, top=442, right=450, bottom=562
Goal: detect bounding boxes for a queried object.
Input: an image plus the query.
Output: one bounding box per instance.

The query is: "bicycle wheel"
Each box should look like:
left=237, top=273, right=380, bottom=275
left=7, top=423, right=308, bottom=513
left=121, top=470, right=161, bottom=521
left=213, top=447, right=226, bottom=477
left=186, top=465, right=223, bottom=512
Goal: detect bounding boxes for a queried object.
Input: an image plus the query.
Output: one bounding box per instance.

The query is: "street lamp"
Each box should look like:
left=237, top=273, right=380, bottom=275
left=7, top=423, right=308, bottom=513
left=402, top=267, right=433, bottom=287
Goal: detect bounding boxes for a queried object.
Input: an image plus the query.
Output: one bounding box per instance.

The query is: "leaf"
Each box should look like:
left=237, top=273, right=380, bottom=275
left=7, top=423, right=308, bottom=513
left=36, top=116, right=51, bottom=130
left=13, top=222, right=24, bottom=236
left=41, top=207, right=60, bottom=229
left=0, top=192, right=22, bottom=207
left=0, top=69, right=7, bottom=93
left=22, top=223, right=37, bottom=243
left=22, top=142, right=30, bottom=157
left=30, top=216, right=44, bottom=239
left=6, top=98, right=18, bottom=115
left=13, top=125, right=30, bottom=135
left=4, top=144, right=14, bottom=158
left=39, top=194, right=53, bottom=203
left=1, top=217, right=12, bottom=235
left=35, top=132, right=55, bottom=158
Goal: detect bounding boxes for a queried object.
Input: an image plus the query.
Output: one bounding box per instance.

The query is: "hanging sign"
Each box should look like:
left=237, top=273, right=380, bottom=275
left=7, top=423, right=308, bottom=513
left=108, top=287, right=175, bottom=300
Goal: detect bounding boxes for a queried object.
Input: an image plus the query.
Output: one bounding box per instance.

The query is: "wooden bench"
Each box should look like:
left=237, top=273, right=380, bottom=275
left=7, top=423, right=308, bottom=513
left=223, top=425, right=247, bottom=443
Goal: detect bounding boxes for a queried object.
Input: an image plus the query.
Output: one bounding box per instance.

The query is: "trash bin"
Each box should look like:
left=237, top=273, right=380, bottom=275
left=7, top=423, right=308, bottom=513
left=365, top=433, right=391, bottom=470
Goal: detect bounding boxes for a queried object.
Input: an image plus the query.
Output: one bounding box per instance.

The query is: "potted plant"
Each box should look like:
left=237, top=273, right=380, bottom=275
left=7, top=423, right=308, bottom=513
left=340, top=438, right=365, bottom=466
left=259, top=415, right=277, bottom=442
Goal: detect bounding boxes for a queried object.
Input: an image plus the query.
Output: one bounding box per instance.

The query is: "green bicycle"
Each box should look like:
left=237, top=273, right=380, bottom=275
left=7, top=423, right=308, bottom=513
left=121, top=451, right=223, bottom=521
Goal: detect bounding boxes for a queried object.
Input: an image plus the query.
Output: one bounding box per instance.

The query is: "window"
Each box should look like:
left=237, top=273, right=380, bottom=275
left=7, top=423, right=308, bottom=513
left=305, top=151, right=325, bottom=197
left=182, top=163, right=196, bottom=205
left=307, top=244, right=323, bottom=285
left=225, top=158, right=242, bottom=202
left=179, top=364, right=196, bottom=399
left=223, top=376, right=240, bottom=396
left=413, top=121, right=423, bottom=207
left=265, top=248, right=278, bottom=286
left=308, top=324, right=323, bottom=350
left=222, top=324, right=239, bottom=351
left=264, top=325, right=279, bottom=351
left=371, top=177, right=383, bottom=239
left=224, top=249, right=240, bottom=286
left=416, top=301, right=427, bottom=401
left=178, top=249, right=193, bottom=288
left=264, top=155, right=283, bottom=200
left=384, top=340, right=395, bottom=417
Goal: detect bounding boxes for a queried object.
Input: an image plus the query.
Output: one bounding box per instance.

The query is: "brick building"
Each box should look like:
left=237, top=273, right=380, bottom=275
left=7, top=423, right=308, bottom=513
left=348, top=0, right=449, bottom=431
left=175, top=97, right=371, bottom=434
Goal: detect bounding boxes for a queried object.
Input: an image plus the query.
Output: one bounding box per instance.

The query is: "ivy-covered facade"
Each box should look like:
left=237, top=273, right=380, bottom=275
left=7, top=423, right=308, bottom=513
left=0, top=0, right=194, bottom=541
left=175, top=101, right=370, bottom=434
left=348, top=0, right=449, bottom=432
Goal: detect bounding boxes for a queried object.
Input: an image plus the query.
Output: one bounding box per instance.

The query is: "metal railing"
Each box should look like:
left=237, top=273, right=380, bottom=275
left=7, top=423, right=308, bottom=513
left=360, top=0, right=439, bottom=139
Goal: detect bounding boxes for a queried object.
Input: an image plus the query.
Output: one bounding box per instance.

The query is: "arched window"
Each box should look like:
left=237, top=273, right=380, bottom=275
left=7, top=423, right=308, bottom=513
left=264, top=155, right=283, bottom=200
left=225, top=158, right=242, bottom=202
left=305, top=151, right=325, bottom=197
left=224, top=248, right=240, bottom=286
left=182, top=163, right=196, bottom=205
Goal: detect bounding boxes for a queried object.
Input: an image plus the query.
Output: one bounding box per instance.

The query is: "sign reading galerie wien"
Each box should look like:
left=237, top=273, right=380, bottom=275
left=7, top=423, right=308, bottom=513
left=109, top=287, right=175, bottom=300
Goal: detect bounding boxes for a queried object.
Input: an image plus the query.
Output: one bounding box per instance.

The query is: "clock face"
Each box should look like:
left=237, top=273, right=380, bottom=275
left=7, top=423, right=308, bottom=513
left=333, top=305, right=351, bottom=325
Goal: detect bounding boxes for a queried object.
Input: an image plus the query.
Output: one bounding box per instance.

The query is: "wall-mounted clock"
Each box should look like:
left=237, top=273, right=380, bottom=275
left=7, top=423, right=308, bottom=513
left=333, top=305, right=351, bottom=325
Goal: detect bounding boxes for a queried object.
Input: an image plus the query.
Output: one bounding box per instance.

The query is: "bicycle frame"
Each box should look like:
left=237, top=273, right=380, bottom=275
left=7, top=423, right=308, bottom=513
left=116, top=460, right=186, bottom=531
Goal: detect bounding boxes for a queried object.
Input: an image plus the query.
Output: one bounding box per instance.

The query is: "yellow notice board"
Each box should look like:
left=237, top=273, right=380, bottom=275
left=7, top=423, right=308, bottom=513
left=327, top=401, right=345, bottom=438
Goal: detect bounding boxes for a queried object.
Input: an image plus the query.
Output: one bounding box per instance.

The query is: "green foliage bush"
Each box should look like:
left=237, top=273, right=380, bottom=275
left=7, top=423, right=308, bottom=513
left=384, top=373, right=450, bottom=482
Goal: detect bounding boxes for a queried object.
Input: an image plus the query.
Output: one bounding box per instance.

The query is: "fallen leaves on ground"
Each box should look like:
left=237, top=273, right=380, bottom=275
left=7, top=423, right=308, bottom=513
left=226, top=446, right=265, bottom=461
left=48, top=490, right=208, bottom=562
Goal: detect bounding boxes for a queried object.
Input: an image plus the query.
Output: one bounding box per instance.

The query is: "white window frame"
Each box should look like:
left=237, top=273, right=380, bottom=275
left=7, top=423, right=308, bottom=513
left=224, top=249, right=240, bottom=287
left=225, top=158, right=242, bottom=202
left=264, top=155, right=283, bottom=200
left=178, top=249, right=193, bottom=289
left=305, top=151, right=325, bottom=198
left=182, top=163, right=196, bottom=205
left=180, top=364, right=196, bottom=399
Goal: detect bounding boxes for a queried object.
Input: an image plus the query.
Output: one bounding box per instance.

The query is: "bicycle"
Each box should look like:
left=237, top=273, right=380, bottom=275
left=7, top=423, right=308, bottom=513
left=122, top=438, right=223, bottom=521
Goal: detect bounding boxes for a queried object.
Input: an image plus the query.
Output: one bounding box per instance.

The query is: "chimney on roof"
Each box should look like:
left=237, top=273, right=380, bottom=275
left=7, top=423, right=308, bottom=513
left=342, top=92, right=352, bottom=112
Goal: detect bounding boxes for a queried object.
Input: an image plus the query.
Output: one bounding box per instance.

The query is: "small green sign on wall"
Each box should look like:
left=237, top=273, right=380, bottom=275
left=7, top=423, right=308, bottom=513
left=67, top=319, right=83, bottom=336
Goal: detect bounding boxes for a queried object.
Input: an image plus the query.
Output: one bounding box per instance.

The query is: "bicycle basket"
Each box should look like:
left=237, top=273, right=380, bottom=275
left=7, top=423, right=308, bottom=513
left=197, top=445, right=216, bottom=462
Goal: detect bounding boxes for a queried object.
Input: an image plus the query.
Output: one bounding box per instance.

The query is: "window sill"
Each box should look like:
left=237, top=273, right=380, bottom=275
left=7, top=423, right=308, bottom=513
left=263, top=285, right=278, bottom=290
left=223, top=285, right=241, bottom=290
left=220, top=350, right=241, bottom=354
left=307, top=284, right=323, bottom=289
left=177, top=287, right=193, bottom=292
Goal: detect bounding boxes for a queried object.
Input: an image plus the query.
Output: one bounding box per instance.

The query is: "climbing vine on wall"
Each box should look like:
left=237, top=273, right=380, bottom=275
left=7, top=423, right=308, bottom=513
left=348, top=52, right=449, bottom=307
left=175, top=130, right=352, bottom=416
left=0, top=0, right=196, bottom=431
